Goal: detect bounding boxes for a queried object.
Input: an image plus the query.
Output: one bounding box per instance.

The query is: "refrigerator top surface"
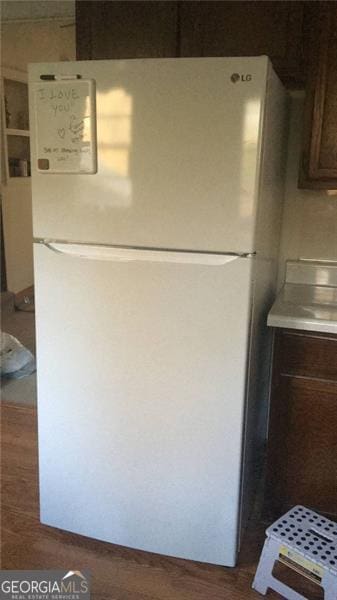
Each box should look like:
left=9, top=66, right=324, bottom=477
left=29, top=57, right=270, bottom=253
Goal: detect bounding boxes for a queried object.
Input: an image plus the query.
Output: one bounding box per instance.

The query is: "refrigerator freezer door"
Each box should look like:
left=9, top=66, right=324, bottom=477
left=29, top=57, right=268, bottom=253
left=34, top=243, right=253, bottom=566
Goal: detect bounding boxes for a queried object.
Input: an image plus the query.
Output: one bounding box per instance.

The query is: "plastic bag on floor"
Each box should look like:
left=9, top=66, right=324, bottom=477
left=0, top=332, right=36, bottom=379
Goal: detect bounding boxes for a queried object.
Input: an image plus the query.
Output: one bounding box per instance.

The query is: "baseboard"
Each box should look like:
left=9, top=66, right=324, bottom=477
left=14, top=285, right=34, bottom=308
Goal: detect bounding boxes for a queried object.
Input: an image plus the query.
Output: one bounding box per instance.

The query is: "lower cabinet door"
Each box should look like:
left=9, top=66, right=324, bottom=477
left=266, top=374, right=337, bottom=518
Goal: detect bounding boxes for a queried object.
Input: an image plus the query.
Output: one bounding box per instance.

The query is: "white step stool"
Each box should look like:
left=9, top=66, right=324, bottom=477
left=252, top=505, right=337, bottom=599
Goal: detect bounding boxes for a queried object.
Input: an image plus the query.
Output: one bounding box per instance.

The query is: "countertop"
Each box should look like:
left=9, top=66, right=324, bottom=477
left=267, top=260, right=337, bottom=334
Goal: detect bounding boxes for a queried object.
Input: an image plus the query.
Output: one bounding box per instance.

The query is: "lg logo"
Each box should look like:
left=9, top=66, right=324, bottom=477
left=230, top=73, right=252, bottom=83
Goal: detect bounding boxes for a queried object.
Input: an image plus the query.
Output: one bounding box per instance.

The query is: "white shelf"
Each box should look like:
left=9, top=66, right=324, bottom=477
left=1, top=69, right=30, bottom=183
left=7, top=175, right=31, bottom=184
left=6, top=128, right=30, bottom=137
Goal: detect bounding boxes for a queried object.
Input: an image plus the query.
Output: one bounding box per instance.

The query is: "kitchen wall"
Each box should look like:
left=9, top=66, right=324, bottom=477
left=278, top=91, right=337, bottom=287
left=1, top=19, right=75, bottom=72
left=1, top=19, right=75, bottom=293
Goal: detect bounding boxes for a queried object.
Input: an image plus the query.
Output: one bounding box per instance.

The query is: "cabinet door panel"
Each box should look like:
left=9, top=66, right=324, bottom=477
left=76, top=1, right=179, bottom=60
left=179, top=1, right=305, bottom=86
left=300, top=3, right=337, bottom=188
left=277, top=330, right=337, bottom=382
left=266, top=376, right=337, bottom=517
left=314, top=6, right=337, bottom=175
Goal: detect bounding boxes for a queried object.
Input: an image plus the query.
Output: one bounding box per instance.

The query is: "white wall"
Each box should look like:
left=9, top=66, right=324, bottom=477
left=1, top=1, right=75, bottom=23
left=278, top=92, right=337, bottom=287
left=1, top=19, right=75, bottom=71
left=1, top=19, right=75, bottom=293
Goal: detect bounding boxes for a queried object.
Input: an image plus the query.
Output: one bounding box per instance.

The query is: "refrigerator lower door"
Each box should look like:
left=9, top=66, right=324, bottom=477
left=34, top=242, right=253, bottom=566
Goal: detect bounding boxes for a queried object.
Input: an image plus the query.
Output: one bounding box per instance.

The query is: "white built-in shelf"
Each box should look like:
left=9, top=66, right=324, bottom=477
left=6, top=128, right=30, bottom=137
left=7, top=174, right=31, bottom=182
left=1, top=69, right=31, bottom=182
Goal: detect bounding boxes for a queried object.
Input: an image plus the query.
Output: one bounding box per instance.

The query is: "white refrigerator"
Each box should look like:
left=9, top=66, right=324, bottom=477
left=28, top=57, right=286, bottom=567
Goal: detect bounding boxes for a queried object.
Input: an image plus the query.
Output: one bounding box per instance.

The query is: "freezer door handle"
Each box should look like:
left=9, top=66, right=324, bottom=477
left=39, top=241, right=249, bottom=266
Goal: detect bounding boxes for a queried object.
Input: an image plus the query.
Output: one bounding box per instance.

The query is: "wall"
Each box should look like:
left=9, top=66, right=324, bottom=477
left=1, top=19, right=75, bottom=293
left=1, top=19, right=75, bottom=71
left=278, top=92, right=337, bottom=287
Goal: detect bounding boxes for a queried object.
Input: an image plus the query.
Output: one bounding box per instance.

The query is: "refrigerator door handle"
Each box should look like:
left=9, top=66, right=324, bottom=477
left=39, top=241, right=252, bottom=266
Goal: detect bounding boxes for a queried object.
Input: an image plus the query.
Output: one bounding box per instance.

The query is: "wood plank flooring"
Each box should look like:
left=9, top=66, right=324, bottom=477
left=1, top=403, right=323, bottom=599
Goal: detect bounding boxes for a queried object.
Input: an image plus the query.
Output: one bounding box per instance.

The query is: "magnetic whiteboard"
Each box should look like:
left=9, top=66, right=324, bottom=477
left=34, top=79, right=97, bottom=174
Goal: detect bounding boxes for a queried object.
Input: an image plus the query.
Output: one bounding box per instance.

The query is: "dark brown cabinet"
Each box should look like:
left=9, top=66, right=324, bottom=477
left=76, top=1, right=307, bottom=87
left=179, top=1, right=306, bottom=87
left=76, top=1, right=179, bottom=60
left=300, top=3, right=337, bottom=189
left=265, top=329, right=337, bottom=519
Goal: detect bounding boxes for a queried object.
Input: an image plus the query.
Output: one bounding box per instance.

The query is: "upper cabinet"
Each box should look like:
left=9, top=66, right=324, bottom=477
left=179, top=1, right=306, bottom=88
left=76, top=1, right=179, bottom=60
left=76, top=1, right=306, bottom=87
left=76, top=1, right=337, bottom=190
left=299, top=3, right=337, bottom=189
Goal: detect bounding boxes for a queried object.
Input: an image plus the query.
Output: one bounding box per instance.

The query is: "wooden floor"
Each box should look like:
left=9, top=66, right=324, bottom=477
left=1, top=403, right=323, bottom=600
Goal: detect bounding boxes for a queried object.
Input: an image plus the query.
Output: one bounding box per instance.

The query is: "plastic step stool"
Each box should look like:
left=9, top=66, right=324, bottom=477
left=252, top=505, right=337, bottom=599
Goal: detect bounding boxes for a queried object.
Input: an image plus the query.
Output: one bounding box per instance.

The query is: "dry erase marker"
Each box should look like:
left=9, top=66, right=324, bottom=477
left=40, top=74, right=82, bottom=81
